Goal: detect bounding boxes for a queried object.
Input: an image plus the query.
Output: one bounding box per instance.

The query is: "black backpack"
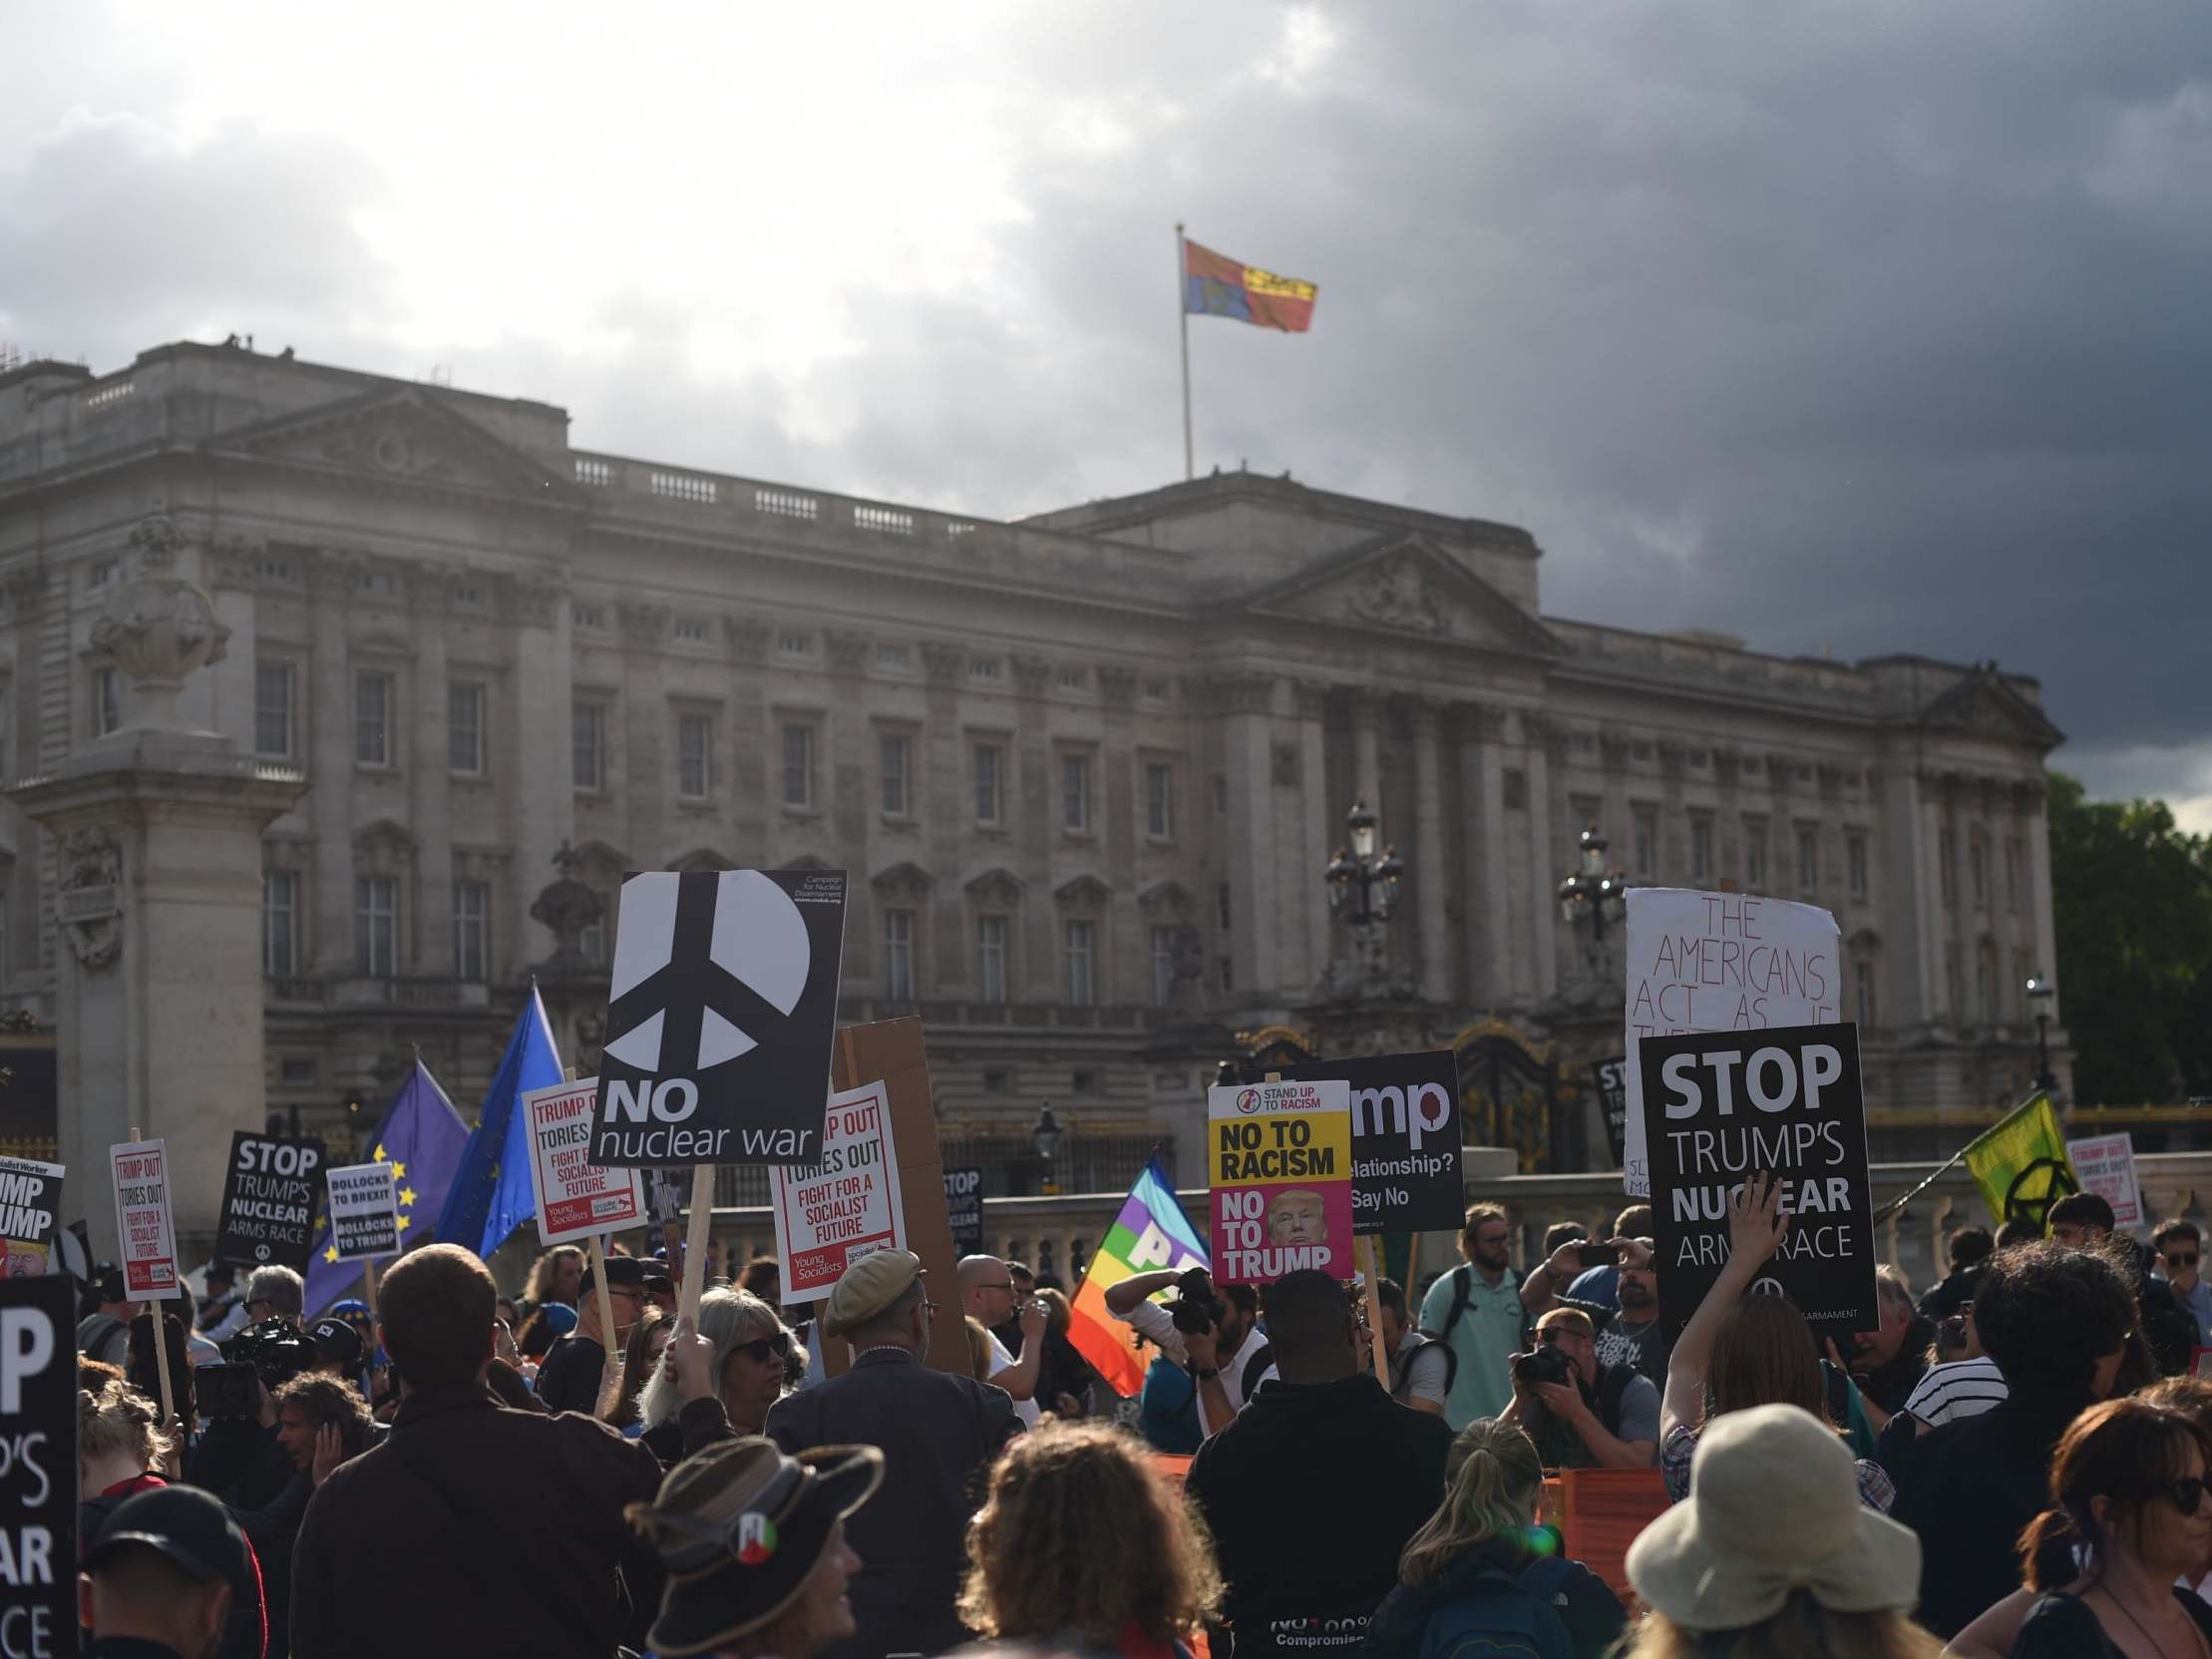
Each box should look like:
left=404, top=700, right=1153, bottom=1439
left=1425, top=1263, right=1531, bottom=1350
left=1387, top=1333, right=1459, bottom=1404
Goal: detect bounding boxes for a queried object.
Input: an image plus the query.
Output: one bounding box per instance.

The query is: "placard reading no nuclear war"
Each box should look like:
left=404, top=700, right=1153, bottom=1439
left=1642, top=1021, right=1877, bottom=1344
left=1622, top=888, right=1840, bottom=1197
left=589, top=868, right=849, bottom=1168
left=1208, top=1079, right=1353, bottom=1285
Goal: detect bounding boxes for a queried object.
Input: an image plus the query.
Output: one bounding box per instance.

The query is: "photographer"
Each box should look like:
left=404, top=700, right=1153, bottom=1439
left=186, top=1318, right=317, bottom=1513
left=1498, top=1307, right=1659, bottom=1469
left=1106, top=1266, right=1262, bottom=1437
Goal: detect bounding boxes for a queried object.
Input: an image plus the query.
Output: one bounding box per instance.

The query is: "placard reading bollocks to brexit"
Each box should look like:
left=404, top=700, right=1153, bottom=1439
left=1208, top=1078, right=1353, bottom=1284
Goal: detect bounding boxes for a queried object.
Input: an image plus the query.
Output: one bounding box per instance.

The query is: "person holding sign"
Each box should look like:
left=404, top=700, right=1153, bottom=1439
left=537, top=1255, right=661, bottom=1415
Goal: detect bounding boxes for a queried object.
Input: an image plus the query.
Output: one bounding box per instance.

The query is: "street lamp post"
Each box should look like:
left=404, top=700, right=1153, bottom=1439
left=2025, top=975, right=2056, bottom=1094
left=1557, top=826, right=1628, bottom=964
left=1325, top=799, right=1405, bottom=993
left=1030, top=1101, right=1063, bottom=1197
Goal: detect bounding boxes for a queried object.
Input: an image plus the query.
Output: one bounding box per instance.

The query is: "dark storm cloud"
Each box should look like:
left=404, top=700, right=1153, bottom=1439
left=4, top=2, right=2207, bottom=800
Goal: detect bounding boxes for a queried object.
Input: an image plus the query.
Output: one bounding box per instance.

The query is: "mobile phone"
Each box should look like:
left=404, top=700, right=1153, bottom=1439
left=1578, top=1243, right=1621, bottom=1270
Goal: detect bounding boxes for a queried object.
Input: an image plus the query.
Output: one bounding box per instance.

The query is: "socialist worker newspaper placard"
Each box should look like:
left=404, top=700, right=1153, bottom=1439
left=1208, top=1078, right=1353, bottom=1285
left=1641, top=1020, right=1877, bottom=1343
left=525, top=1079, right=647, bottom=1247
left=0, top=1154, right=63, bottom=1278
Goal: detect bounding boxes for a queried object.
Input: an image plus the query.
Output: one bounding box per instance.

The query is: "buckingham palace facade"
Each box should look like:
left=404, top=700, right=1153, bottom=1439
left=0, top=340, right=2070, bottom=1184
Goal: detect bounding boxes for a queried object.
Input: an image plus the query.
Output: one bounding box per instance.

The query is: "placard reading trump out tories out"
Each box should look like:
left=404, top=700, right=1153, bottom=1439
left=1641, top=1021, right=1877, bottom=1343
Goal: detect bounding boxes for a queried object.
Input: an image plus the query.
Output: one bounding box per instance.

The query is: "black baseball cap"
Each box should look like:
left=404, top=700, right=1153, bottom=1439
left=308, top=1317, right=363, bottom=1367
left=582, top=1255, right=673, bottom=1297
left=86, top=1484, right=255, bottom=1591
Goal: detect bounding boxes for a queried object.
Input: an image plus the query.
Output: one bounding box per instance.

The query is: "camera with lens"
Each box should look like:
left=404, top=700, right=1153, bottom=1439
left=198, top=1318, right=316, bottom=1420
left=1510, top=1342, right=1576, bottom=1391
left=1165, top=1267, right=1226, bottom=1337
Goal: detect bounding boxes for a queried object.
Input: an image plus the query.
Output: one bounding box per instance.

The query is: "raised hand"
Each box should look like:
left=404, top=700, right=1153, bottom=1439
left=1728, top=1170, right=1790, bottom=1268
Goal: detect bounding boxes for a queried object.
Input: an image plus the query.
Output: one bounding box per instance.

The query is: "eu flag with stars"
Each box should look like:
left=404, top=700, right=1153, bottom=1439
left=303, top=1059, right=470, bottom=1317
left=436, top=986, right=564, bottom=1261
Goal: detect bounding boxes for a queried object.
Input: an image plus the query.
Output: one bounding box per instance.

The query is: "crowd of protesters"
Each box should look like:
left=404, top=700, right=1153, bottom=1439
left=56, top=1179, right=2212, bottom=1659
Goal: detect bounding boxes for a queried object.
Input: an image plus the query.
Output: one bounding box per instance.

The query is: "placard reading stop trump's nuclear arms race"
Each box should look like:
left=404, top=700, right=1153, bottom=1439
left=1208, top=1078, right=1353, bottom=1285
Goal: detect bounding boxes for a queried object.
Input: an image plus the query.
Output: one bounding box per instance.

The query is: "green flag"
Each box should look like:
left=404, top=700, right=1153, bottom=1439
left=1961, top=1092, right=2079, bottom=1231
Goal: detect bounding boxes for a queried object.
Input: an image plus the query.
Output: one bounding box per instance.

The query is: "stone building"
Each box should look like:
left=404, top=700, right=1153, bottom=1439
left=0, top=340, right=2072, bottom=1201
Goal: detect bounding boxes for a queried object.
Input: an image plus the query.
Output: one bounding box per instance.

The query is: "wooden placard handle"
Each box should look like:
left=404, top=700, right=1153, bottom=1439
left=679, top=1166, right=715, bottom=1326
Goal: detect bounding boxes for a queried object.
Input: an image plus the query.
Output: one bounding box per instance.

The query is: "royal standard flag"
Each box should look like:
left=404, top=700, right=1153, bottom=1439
left=1961, top=1092, right=2079, bottom=1230
left=1184, top=237, right=1317, bottom=332
left=1068, top=1156, right=1209, bottom=1398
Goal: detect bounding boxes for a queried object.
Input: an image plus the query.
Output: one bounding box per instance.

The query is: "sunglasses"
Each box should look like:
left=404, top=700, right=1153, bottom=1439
left=2166, top=1476, right=2209, bottom=1517
left=732, top=1331, right=794, bottom=1366
left=2166, top=1253, right=2199, bottom=1269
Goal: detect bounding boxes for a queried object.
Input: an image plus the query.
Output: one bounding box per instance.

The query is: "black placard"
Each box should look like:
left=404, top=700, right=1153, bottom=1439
left=0, top=1156, right=63, bottom=1276
left=1640, top=1021, right=1878, bottom=1343
left=1266, top=1051, right=1463, bottom=1234
left=942, top=1165, right=983, bottom=1259
left=1595, top=1055, right=1630, bottom=1168
left=216, top=1133, right=327, bottom=1270
left=0, top=1275, right=76, bottom=1654
left=590, top=869, right=849, bottom=1168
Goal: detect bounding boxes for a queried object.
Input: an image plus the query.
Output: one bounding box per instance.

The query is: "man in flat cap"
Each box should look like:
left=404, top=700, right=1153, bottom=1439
left=759, top=1249, right=1022, bottom=1658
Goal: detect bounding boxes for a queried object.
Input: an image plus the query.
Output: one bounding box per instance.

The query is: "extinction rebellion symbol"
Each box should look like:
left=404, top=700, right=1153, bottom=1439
left=590, top=868, right=850, bottom=1168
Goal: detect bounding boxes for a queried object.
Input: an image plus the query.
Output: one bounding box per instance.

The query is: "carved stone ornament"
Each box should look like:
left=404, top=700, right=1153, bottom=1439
left=529, top=840, right=606, bottom=971
left=58, top=828, right=123, bottom=972
left=89, top=506, right=231, bottom=731
left=1348, top=557, right=1445, bottom=634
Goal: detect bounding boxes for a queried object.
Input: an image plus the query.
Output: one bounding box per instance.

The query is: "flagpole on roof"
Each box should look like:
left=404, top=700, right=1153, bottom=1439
left=1176, top=221, right=1194, bottom=481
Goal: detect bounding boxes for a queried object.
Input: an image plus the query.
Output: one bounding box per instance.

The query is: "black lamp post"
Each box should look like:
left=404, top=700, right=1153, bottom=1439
left=1325, top=799, right=1405, bottom=990
left=2025, top=975, right=2056, bottom=1094
left=1031, top=1101, right=1063, bottom=1197
left=1558, top=826, right=1628, bottom=954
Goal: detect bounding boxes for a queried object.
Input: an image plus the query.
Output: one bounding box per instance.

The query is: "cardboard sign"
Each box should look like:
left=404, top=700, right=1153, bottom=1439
left=590, top=868, right=850, bottom=1167
left=0, top=1155, right=63, bottom=1278
left=1266, top=1052, right=1463, bottom=1234
left=110, top=1140, right=183, bottom=1300
left=1641, top=1021, right=1878, bottom=1342
left=1208, top=1078, right=1354, bottom=1284
left=2063, top=1132, right=2142, bottom=1229
left=772, top=1079, right=908, bottom=1302
left=525, top=1079, right=648, bottom=1246
left=943, top=1164, right=984, bottom=1258
left=215, top=1134, right=326, bottom=1271
left=1622, top=888, right=1840, bottom=1196
left=326, top=1162, right=401, bottom=1262
left=0, top=1275, right=76, bottom=1650
left=1595, top=1055, right=1630, bottom=1168
left=648, top=1168, right=686, bottom=1228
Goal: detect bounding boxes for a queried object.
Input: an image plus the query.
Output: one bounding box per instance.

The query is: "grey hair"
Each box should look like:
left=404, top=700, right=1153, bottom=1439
left=245, top=1264, right=305, bottom=1319
left=638, top=1288, right=801, bottom=1431
left=1875, top=1265, right=1914, bottom=1320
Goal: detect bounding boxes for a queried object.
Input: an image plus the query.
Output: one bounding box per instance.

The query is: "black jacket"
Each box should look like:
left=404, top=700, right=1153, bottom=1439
left=764, top=1348, right=1023, bottom=1659
left=533, top=1331, right=606, bottom=1416
left=1363, top=1541, right=1626, bottom=1659
left=1890, top=1388, right=2092, bottom=1639
left=1856, top=1316, right=1936, bottom=1418
left=290, top=1383, right=664, bottom=1658
left=1188, top=1374, right=1452, bottom=1659
left=1918, top=1264, right=1984, bottom=1322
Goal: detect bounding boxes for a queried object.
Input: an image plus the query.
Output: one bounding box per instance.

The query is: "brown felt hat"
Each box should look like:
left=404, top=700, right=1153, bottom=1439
left=820, top=1248, right=922, bottom=1338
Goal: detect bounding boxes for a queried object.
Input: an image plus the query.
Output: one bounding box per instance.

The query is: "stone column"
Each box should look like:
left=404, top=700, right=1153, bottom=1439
left=1463, top=705, right=1511, bottom=1008
left=1008, top=654, right=1055, bottom=1000
left=1294, top=679, right=1332, bottom=992
left=1523, top=713, right=1558, bottom=1000
left=828, top=630, right=879, bottom=981
left=14, top=509, right=306, bottom=1251
left=1351, top=688, right=1381, bottom=809
left=923, top=645, right=971, bottom=990
left=1410, top=698, right=1450, bottom=1000
left=619, top=602, right=670, bottom=864
left=726, top=619, right=772, bottom=864
left=307, top=555, right=356, bottom=973
left=1216, top=672, right=1280, bottom=1000
left=2024, top=777, right=2060, bottom=1023
left=410, top=593, right=454, bottom=972
left=507, top=578, right=572, bottom=968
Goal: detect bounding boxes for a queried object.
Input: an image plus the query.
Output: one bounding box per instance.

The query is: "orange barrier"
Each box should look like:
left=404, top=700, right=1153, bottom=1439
left=1557, top=1466, right=1669, bottom=1605
left=1154, top=1452, right=1194, bottom=1487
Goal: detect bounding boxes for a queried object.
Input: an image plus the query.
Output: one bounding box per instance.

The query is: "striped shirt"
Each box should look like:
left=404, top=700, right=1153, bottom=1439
left=1903, top=1356, right=2010, bottom=1427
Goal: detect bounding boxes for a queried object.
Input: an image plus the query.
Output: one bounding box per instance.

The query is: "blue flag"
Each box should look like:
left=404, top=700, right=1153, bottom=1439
left=436, top=986, right=564, bottom=1261
left=303, top=1059, right=470, bottom=1317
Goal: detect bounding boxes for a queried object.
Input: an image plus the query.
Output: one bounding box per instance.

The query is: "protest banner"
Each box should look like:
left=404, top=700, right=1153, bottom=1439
left=942, top=1164, right=984, bottom=1258
left=1265, top=1052, right=1462, bottom=1235
left=1595, top=1055, right=1630, bottom=1168
left=588, top=867, right=849, bottom=1169
left=110, top=1139, right=182, bottom=1301
left=1622, top=888, right=1840, bottom=1196
left=0, top=1155, right=63, bottom=1278
left=1208, top=1078, right=1353, bottom=1285
left=526, top=1078, right=647, bottom=1247
left=2064, top=1132, right=2142, bottom=1229
left=326, top=1162, right=401, bottom=1262
left=815, top=1019, right=967, bottom=1379
left=771, top=1079, right=908, bottom=1303
left=215, top=1133, right=325, bottom=1271
left=0, top=1275, right=75, bottom=1654
left=1641, top=1021, right=1878, bottom=1343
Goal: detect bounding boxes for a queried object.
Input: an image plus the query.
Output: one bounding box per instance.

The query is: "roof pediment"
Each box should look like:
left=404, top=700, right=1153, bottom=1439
left=1232, top=534, right=1561, bottom=656
left=210, top=387, right=577, bottom=504
left=1054, top=874, right=1112, bottom=907
left=1910, top=665, right=2064, bottom=751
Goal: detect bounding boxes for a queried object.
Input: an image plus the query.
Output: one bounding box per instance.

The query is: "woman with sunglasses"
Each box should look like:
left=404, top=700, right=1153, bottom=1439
left=638, top=1289, right=802, bottom=1465
left=1988, top=1396, right=2212, bottom=1658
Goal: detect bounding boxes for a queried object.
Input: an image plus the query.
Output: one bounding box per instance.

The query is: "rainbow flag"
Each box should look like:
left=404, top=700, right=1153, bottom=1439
left=1069, top=1156, right=1209, bottom=1398
left=1184, top=237, right=1317, bottom=333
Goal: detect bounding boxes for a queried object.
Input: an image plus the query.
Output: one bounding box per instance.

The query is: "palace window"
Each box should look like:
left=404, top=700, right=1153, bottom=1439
left=453, top=881, right=490, bottom=981
left=355, top=876, right=397, bottom=977
left=255, top=662, right=295, bottom=758
left=449, top=682, right=485, bottom=776
left=262, top=872, right=297, bottom=978
left=354, top=672, right=392, bottom=766
left=884, top=910, right=915, bottom=1001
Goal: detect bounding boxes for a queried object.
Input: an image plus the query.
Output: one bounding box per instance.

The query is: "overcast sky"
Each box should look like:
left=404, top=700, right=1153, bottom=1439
left=7, top=3, right=2208, bottom=820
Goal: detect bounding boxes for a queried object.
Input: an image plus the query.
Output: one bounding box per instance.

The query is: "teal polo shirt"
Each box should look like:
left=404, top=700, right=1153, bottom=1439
left=1419, top=1262, right=1527, bottom=1430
